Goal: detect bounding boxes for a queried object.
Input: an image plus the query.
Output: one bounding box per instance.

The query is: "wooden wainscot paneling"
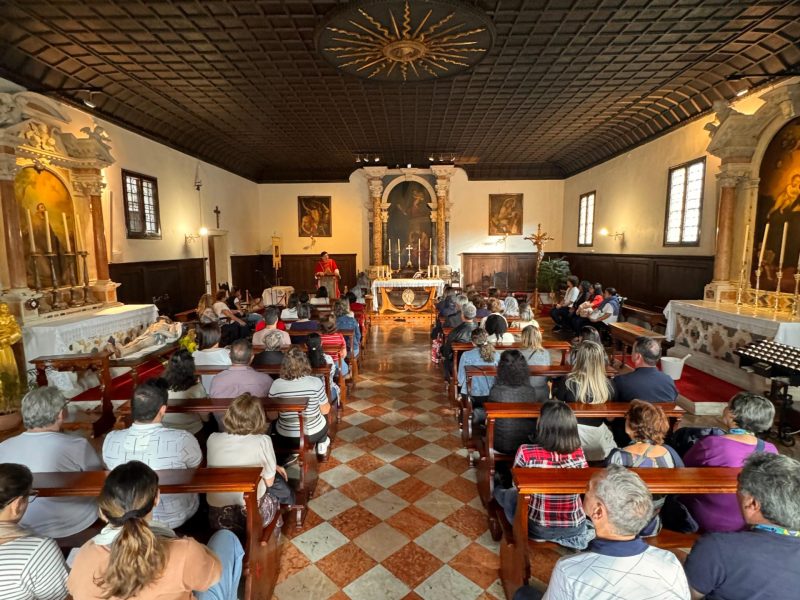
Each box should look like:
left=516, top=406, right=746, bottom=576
left=110, top=258, right=205, bottom=316
left=270, top=254, right=358, bottom=295
left=230, top=255, right=272, bottom=297
left=460, top=252, right=713, bottom=311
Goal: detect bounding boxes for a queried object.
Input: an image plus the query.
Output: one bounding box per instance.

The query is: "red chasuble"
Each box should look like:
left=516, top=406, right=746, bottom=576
left=315, top=258, right=340, bottom=298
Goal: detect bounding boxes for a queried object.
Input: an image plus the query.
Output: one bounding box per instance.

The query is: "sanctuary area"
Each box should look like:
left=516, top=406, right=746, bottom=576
left=0, top=2, right=799, bottom=600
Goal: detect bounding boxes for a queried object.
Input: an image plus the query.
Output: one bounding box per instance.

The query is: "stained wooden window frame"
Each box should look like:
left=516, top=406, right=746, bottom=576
left=122, top=169, right=162, bottom=240
left=663, top=157, right=705, bottom=247
left=577, top=191, right=595, bottom=247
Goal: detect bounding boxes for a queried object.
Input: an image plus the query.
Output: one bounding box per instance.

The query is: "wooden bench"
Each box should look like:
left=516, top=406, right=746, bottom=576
left=451, top=340, right=571, bottom=405
left=621, top=304, right=667, bottom=330
left=478, top=401, right=684, bottom=528
left=500, top=467, right=740, bottom=599
left=33, top=467, right=281, bottom=600
left=110, top=341, right=181, bottom=387
left=174, top=308, right=198, bottom=323
left=608, top=322, right=667, bottom=364
left=30, top=351, right=114, bottom=437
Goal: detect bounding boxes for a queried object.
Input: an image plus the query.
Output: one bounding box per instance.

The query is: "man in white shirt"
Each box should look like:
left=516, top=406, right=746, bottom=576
left=253, top=306, right=290, bottom=347
left=0, top=387, right=102, bottom=539
left=103, top=379, right=202, bottom=528
left=514, top=466, right=690, bottom=600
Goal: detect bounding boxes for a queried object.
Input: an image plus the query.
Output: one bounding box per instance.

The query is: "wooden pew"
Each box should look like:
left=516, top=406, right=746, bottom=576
left=285, top=330, right=349, bottom=407
left=174, top=308, right=198, bottom=323
left=478, top=401, right=684, bottom=528
left=501, top=467, right=739, bottom=600
left=110, top=340, right=181, bottom=387
left=33, top=467, right=280, bottom=600
left=462, top=364, right=617, bottom=453
left=450, top=340, right=571, bottom=405
left=30, top=351, right=114, bottom=437
left=621, top=304, right=667, bottom=331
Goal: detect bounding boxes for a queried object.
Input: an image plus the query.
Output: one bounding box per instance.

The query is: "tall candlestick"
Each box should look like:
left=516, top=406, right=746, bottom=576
left=75, top=214, right=82, bottom=251
left=43, top=210, right=52, bottom=253
left=758, top=223, right=770, bottom=266
left=25, top=209, right=36, bottom=253
left=778, top=221, right=788, bottom=268
left=62, top=212, right=72, bottom=253
left=740, top=223, right=750, bottom=267
left=418, top=238, right=421, bottom=270
left=388, top=241, right=392, bottom=271
left=429, top=238, right=432, bottom=267
left=397, top=239, right=400, bottom=266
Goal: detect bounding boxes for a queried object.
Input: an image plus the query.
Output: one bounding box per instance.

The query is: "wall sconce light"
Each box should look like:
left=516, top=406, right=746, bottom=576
left=185, top=227, right=209, bottom=244
left=599, top=227, right=624, bottom=241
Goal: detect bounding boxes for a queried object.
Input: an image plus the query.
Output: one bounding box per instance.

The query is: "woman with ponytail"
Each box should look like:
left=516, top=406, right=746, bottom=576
left=0, top=463, right=68, bottom=600
left=457, top=328, right=500, bottom=408
left=68, top=461, right=243, bottom=600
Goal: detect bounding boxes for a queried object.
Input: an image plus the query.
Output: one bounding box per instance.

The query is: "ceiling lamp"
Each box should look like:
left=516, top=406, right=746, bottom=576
left=374, top=156, right=380, bottom=162
left=316, top=0, right=494, bottom=82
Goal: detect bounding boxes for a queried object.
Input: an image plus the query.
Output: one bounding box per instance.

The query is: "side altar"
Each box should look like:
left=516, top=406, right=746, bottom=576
left=663, top=81, right=800, bottom=391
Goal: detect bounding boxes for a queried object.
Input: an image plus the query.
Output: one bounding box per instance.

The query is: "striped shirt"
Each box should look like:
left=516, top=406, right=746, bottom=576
left=514, top=444, right=587, bottom=529
left=269, top=376, right=328, bottom=437
left=0, top=536, right=68, bottom=600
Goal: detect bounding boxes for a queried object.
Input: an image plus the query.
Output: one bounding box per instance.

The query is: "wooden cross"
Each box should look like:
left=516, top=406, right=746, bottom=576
left=524, top=223, right=555, bottom=314
left=213, top=206, right=221, bottom=228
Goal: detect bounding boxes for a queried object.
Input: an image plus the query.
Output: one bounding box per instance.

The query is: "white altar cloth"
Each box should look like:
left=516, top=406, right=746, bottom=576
left=371, top=278, right=446, bottom=312
left=664, top=300, right=800, bottom=348
left=23, top=304, right=159, bottom=394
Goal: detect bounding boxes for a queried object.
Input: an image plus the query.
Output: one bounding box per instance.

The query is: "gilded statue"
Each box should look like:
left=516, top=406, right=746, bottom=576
left=0, top=304, right=23, bottom=411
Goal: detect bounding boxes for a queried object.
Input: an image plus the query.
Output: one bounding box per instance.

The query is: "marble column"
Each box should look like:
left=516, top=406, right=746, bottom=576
left=712, top=172, right=741, bottom=283
left=0, top=146, right=25, bottom=290
left=368, top=177, right=384, bottom=265
left=73, top=168, right=109, bottom=281
left=432, top=172, right=450, bottom=265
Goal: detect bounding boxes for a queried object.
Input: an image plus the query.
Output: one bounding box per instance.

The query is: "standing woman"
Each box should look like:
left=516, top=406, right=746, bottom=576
left=68, top=461, right=243, bottom=600
left=0, top=463, right=68, bottom=600
left=552, top=340, right=617, bottom=461
left=519, top=325, right=551, bottom=401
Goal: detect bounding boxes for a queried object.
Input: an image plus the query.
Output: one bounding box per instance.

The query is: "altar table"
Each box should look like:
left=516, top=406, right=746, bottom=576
left=663, top=300, right=800, bottom=390
left=371, top=278, right=445, bottom=313
left=23, top=304, right=158, bottom=395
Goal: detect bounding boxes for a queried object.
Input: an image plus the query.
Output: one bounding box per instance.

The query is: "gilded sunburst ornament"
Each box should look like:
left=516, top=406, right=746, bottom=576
left=316, top=0, right=495, bottom=82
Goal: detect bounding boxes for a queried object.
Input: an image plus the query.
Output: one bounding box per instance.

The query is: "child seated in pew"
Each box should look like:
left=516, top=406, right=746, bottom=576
left=318, top=314, right=349, bottom=378
left=207, top=394, right=294, bottom=537
left=493, top=401, right=594, bottom=549
left=67, top=461, right=243, bottom=600
left=0, top=463, right=69, bottom=600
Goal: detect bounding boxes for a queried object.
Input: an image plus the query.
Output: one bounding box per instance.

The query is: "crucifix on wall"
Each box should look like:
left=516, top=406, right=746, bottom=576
left=213, top=206, right=221, bottom=228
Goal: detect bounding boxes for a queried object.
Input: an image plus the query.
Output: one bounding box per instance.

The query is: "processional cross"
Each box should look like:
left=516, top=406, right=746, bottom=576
left=213, top=206, right=221, bottom=228
left=524, top=223, right=555, bottom=314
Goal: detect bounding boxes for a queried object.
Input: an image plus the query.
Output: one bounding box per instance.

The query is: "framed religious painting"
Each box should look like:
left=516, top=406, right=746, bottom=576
left=489, top=193, right=523, bottom=235
left=298, top=196, right=332, bottom=237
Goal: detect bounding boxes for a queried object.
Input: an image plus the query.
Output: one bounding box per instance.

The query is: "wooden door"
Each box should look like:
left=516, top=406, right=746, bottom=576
left=208, top=236, right=218, bottom=292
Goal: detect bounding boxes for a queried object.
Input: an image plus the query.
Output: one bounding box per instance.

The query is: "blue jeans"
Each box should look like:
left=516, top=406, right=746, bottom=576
left=493, top=486, right=595, bottom=550
left=196, top=529, right=244, bottom=600
left=550, top=306, right=571, bottom=328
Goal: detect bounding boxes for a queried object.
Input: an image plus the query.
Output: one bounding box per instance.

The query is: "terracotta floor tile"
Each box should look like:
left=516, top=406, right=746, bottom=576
left=316, top=543, right=377, bottom=588
left=401, top=592, right=425, bottom=600
left=391, top=454, right=432, bottom=474
left=337, top=476, right=384, bottom=503
left=383, top=543, right=444, bottom=588
left=275, top=542, right=311, bottom=585
left=360, top=417, right=390, bottom=433
left=449, top=543, right=500, bottom=587
left=440, top=476, right=479, bottom=504
left=314, top=479, right=335, bottom=498
left=328, top=505, right=383, bottom=540
left=398, top=406, right=425, bottom=418
left=444, top=505, right=490, bottom=540
left=361, top=405, right=390, bottom=417
left=389, top=477, right=435, bottom=503
left=386, top=505, right=440, bottom=539
left=436, top=435, right=465, bottom=452
left=354, top=434, right=387, bottom=452
left=394, top=434, right=429, bottom=452
left=347, top=453, right=385, bottom=474
left=318, top=455, right=342, bottom=472
left=394, top=419, right=427, bottom=433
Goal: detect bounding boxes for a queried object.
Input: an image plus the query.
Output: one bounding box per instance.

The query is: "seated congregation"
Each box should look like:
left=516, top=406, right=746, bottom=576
left=438, top=284, right=800, bottom=598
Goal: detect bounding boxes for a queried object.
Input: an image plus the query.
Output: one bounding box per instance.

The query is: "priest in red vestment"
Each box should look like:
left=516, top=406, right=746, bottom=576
left=314, top=251, right=340, bottom=298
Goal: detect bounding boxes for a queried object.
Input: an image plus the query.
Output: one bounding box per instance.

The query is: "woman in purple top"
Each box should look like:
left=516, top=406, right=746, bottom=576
left=682, top=392, right=777, bottom=532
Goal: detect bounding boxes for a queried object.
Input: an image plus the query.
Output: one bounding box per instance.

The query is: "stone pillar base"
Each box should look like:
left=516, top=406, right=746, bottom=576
left=0, top=288, right=44, bottom=323
left=90, top=280, right=121, bottom=305
left=703, top=281, right=739, bottom=303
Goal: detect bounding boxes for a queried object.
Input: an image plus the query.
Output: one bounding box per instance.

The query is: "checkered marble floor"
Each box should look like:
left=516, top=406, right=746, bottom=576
left=273, top=324, right=503, bottom=600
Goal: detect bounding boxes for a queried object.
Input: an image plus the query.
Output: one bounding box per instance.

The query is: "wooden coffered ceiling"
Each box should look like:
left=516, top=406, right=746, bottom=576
left=0, top=0, right=798, bottom=182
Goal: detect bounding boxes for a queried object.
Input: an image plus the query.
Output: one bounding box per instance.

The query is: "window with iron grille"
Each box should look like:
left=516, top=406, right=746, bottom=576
left=578, top=191, right=595, bottom=247
left=122, top=170, right=161, bottom=239
left=664, top=158, right=705, bottom=246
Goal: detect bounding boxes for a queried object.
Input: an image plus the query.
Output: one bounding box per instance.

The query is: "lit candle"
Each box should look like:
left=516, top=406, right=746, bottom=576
left=429, top=238, right=432, bottom=267
left=388, top=244, right=391, bottom=270
left=25, top=209, right=35, bottom=253
left=778, top=221, right=788, bottom=268
left=397, top=239, right=400, bottom=265
left=43, top=210, right=52, bottom=253
left=75, top=214, right=82, bottom=252
left=758, top=223, right=770, bottom=266
left=62, top=212, right=72, bottom=253
left=418, top=238, right=421, bottom=270
left=740, top=223, right=749, bottom=268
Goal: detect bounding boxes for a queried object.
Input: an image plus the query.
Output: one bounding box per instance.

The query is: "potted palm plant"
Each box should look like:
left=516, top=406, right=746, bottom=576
left=536, top=257, right=571, bottom=305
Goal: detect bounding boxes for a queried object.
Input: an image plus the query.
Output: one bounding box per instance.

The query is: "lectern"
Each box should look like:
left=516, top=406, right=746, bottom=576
left=318, top=275, right=339, bottom=299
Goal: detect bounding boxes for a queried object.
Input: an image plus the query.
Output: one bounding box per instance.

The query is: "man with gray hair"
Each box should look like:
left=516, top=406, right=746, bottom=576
left=445, top=293, right=470, bottom=328
left=515, top=466, right=689, bottom=599
left=684, top=452, right=800, bottom=599
left=613, top=335, right=678, bottom=404
left=0, top=387, right=102, bottom=538
left=210, top=338, right=273, bottom=398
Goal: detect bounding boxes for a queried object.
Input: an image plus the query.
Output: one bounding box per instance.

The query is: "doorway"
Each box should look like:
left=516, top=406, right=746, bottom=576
left=207, top=233, right=231, bottom=292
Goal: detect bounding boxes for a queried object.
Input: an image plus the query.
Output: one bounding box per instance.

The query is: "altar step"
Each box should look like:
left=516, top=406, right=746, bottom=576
left=674, top=362, right=743, bottom=415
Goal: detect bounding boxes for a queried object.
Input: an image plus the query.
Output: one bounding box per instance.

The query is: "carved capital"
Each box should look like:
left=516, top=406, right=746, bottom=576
left=72, top=173, right=105, bottom=197
left=368, top=178, right=384, bottom=199
left=716, top=169, right=748, bottom=189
